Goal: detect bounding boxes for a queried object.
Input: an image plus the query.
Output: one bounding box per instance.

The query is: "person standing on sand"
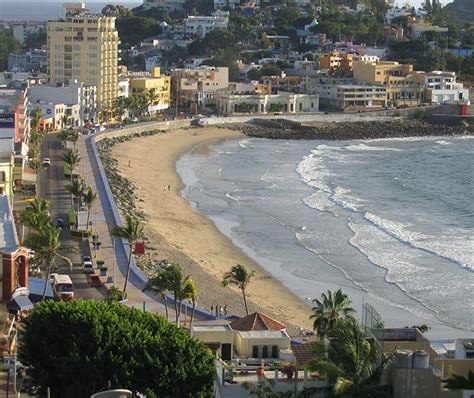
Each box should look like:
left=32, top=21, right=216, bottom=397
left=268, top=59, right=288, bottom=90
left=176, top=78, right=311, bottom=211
left=224, top=305, right=227, bottom=316
left=211, top=305, right=214, bottom=314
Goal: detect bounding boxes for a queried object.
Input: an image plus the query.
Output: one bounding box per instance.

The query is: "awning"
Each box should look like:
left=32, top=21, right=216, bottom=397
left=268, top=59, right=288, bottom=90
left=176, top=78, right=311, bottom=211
left=8, top=295, right=34, bottom=312
left=28, top=277, right=54, bottom=302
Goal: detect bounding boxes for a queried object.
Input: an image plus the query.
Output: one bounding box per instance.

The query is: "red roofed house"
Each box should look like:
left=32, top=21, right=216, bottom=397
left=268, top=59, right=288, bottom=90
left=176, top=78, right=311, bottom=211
left=191, top=312, right=293, bottom=361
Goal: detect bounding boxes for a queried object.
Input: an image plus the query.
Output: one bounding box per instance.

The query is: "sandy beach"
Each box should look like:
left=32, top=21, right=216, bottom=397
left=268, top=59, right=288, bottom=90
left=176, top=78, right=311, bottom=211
left=110, top=127, right=313, bottom=332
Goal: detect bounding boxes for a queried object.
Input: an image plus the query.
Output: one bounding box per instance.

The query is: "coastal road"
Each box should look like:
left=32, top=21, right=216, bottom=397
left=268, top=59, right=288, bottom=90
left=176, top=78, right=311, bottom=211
left=38, top=132, right=105, bottom=300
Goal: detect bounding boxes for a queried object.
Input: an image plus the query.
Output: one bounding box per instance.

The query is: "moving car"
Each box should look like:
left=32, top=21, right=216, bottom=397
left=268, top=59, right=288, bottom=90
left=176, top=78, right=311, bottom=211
left=88, top=275, right=102, bottom=287
left=43, top=158, right=51, bottom=167
left=51, top=274, right=74, bottom=301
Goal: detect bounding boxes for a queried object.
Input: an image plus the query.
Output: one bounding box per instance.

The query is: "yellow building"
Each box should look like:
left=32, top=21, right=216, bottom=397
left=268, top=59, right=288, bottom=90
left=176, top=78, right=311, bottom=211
left=128, top=67, right=171, bottom=112
left=320, top=52, right=353, bottom=70
left=353, top=61, right=426, bottom=107
left=47, top=2, right=119, bottom=116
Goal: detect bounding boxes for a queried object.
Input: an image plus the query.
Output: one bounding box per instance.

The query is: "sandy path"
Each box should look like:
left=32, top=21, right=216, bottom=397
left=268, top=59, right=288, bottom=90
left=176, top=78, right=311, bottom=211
left=111, top=127, right=313, bottom=332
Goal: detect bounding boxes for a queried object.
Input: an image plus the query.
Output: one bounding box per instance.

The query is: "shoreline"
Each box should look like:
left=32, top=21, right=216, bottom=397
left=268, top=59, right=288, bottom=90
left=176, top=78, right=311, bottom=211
left=104, top=126, right=473, bottom=340
left=108, top=127, right=314, bottom=333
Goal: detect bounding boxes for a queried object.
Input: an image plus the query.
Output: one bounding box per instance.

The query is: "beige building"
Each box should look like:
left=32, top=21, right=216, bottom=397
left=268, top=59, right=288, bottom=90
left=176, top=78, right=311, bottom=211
left=172, top=66, right=228, bottom=111
left=215, top=92, right=319, bottom=115
left=128, top=67, right=171, bottom=113
left=354, top=61, right=426, bottom=107
left=47, top=2, right=119, bottom=117
left=190, top=312, right=292, bottom=361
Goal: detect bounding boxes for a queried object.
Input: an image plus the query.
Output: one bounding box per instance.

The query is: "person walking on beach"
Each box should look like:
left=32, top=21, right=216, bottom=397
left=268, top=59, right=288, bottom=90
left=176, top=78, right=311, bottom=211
left=224, top=305, right=227, bottom=316
left=168, top=185, right=171, bottom=191
left=211, top=305, right=214, bottom=314
left=215, top=305, right=219, bottom=317
left=220, top=306, right=224, bottom=317
left=128, top=160, right=131, bottom=167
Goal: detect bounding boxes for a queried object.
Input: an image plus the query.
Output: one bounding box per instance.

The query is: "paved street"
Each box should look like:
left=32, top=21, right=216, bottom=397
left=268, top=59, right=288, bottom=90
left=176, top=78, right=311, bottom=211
left=38, top=133, right=105, bottom=300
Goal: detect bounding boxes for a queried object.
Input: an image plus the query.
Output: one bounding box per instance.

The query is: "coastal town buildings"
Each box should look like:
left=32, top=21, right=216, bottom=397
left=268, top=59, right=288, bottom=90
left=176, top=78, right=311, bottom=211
left=0, top=85, right=30, bottom=145
left=28, top=80, right=97, bottom=127
left=10, top=21, right=46, bottom=47
left=215, top=91, right=319, bottom=115
left=172, top=66, right=229, bottom=111
left=319, top=52, right=354, bottom=71
left=127, top=67, right=171, bottom=113
left=408, top=19, right=449, bottom=40
left=47, top=2, right=119, bottom=118
left=184, top=11, right=229, bottom=38
left=312, top=83, right=388, bottom=110
left=8, top=49, right=48, bottom=73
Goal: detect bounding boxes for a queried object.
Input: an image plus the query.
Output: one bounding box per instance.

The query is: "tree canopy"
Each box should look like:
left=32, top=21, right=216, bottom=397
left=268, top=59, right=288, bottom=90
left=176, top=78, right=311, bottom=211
left=19, top=300, right=215, bottom=398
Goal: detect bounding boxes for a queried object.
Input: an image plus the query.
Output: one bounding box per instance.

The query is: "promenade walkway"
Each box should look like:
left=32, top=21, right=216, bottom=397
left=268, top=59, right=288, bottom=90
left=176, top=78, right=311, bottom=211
left=78, top=130, right=169, bottom=316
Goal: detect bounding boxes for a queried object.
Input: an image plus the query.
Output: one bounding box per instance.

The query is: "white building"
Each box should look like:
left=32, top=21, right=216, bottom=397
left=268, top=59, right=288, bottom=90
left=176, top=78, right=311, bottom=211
left=214, top=0, right=240, bottom=10
left=311, top=83, right=387, bottom=110
left=421, top=71, right=469, bottom=104
left=353, top=54, right=380, bottom=63
left=28, top=80, right=97, bottom=125
left=215, top=91, right=319, bottom=115
left=11, top=22, right=46, bottom=46
left=184, top=11, right=229, bottom=38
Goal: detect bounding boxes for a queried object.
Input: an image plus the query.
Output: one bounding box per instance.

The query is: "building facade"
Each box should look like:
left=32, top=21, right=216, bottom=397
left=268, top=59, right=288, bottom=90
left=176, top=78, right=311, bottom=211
left=172, top=66, right=229, bottom=111
left=128, top=67, right=171, bottom=113
left=215, top=92, right=319, bottom=115
left=184, top=11, right=229, bottom=38
left=28, top=80, right=97, bottom=126
left=320, top=52, right=353, bottom=70
left=47, top=2, right=119, bottom=117
left=312, top=83, right=387, bottom=110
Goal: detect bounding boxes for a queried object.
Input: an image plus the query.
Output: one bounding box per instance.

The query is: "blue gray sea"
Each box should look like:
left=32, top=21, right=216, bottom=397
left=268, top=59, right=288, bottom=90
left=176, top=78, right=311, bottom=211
left=177, top=135, right=474, bottom=336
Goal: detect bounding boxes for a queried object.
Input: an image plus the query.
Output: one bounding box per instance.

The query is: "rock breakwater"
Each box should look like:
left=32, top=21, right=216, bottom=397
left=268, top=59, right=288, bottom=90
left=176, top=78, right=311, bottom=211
left=229, top=119, right=473, bottom=140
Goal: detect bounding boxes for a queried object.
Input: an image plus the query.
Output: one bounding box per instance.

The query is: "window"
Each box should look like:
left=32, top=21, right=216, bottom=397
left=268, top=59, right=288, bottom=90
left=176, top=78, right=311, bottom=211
left=55, top=44, right=63, bottom=50
left=262, top=346, right=268, bottom=358
left=252, top=346, right=259, bottom=358
left=73, top=45, right=81, bottom=50
left=55, top=69, right=62, bottom=75
left=89, top=45, right=98, bottom=50
left=55, top=61, right=63, bottom=67
left=272, top=345, right=278, bottom=358
left=73, top=61, right=81, bottom=67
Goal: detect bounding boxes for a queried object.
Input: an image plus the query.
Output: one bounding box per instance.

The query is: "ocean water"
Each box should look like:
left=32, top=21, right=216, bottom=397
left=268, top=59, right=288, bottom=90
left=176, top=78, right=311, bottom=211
left=0, top=1, right=141, bottom=21
left=177, top=136, right=474, bottom=333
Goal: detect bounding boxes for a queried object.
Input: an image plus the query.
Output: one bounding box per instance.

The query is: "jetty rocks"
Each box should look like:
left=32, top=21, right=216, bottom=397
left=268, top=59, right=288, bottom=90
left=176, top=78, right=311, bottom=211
left=230, top=119, right=473, bottom=141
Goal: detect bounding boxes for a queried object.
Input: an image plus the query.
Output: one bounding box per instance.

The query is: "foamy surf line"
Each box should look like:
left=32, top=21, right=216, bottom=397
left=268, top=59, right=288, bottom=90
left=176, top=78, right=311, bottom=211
left=364, top=212, right=473, bottom=272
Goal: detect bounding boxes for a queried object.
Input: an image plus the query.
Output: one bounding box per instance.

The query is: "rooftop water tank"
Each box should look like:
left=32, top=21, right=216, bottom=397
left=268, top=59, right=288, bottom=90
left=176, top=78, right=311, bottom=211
left=413, top=350, right=429, bottom=369
left=394, top=349, right=413, bottom=368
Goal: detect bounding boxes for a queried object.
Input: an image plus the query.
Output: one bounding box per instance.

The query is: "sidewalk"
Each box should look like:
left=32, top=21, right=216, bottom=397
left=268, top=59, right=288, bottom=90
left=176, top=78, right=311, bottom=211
left=77, top=133, right=169, bottom=317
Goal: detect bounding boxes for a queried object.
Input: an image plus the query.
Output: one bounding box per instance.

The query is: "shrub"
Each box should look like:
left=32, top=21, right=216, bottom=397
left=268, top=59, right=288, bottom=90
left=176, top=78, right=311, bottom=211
left=19, top=300, right=215, bottom=397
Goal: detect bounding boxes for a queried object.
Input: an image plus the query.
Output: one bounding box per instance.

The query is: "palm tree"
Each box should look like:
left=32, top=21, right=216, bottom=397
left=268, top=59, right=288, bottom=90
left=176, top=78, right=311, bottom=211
left=24, top=223, right=73, bottom=300
left=146, top=88, right=159, bottom=114
left=113, top=96, right=127, bottom=120
left=185, top=278, right=197, bottom=329
left=65, top=180, right=84, bottom=213
left=27, top=147, right=40, bottom=162
left=164, top=263, right=194, bottom=324
left=61, top=148, right=81, bottom=185
left=59, top=129, right=70, bottom=146
left=20, top=198, right=51, bottom=232
left=222, top=264, right=255, bottom=315
left=310, top=289, right=355, bottom=338
left=444, top=370, right=474, bottom=390
left=29, top=129, right=43, bottom=149
left=82, top=187, right=97, bottom=231
left=67, top=130, right=80, bottom=149
left=60, top=114, right=70, bottom=129
left=30, top=107, right=42, bottom=132
left=143, top=270, right=171, bottom=320
left=112, top=215, right=143, bottom=297
left=305, top=318, right=390, bottom=397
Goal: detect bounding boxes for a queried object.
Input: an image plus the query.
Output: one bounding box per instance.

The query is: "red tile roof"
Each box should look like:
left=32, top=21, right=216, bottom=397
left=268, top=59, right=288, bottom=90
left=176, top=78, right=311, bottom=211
left=291, top=342, right=321, bottom=366
left=230, top=312, right=286, bottom=331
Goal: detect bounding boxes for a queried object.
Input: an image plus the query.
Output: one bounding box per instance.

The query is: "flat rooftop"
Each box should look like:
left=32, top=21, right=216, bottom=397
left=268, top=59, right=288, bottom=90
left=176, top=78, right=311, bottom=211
left=0, top=195, right=19, bottom=254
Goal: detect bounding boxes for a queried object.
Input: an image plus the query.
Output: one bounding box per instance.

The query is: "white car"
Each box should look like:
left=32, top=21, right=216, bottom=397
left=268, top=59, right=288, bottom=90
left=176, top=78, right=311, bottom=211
left=43, top=158, right=51, bottom=167
left=82, top=256, right=94, bottom=274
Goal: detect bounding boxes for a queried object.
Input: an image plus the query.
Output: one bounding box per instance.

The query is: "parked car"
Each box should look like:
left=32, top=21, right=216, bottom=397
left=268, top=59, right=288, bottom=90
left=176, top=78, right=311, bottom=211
left=2, top=355, right=24, bottom=372
left=82, top=256, right=94, bottom=274
left=89, top=275, right=102, bottom=287
left=43, top=158, right=51, bottom=167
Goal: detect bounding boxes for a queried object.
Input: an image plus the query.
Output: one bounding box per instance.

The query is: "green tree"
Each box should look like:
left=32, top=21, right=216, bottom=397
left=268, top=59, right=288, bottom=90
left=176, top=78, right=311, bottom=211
left=112, top=215, right=143, bottom=297
left=143, top=270, right=171, bottom=320
left=65, top=180, right=84, bottom=214
left=0, top=31, right=21, bottom=70
left=164, top=263, right=194, bottom=324
left=310, top=289, right=355, bottom=338
left=30, top=107, right=43, bottom=132
left=60, top=114, right=70, bottom=129
left=67, top=130, right=80, bottom=149
left=20, top=198, right=51, bottom=232
left=24, top=223, right=73, bottom=300
left=59, top=129, right=70, bottom=147
left=305, top=318, right=390, bottom=397
left=82, top=187, right=97, bottom=231
left=444, top=370, right=474, bottom=390
left=61, top=148, right=81, bottom=185
left=113, top=96, right=127, bottom=119
left=19, top=300, right=215, bottom=397
left=116, top=14, right=162, bottom=47
left=222, top=264, right=255, bottom=315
